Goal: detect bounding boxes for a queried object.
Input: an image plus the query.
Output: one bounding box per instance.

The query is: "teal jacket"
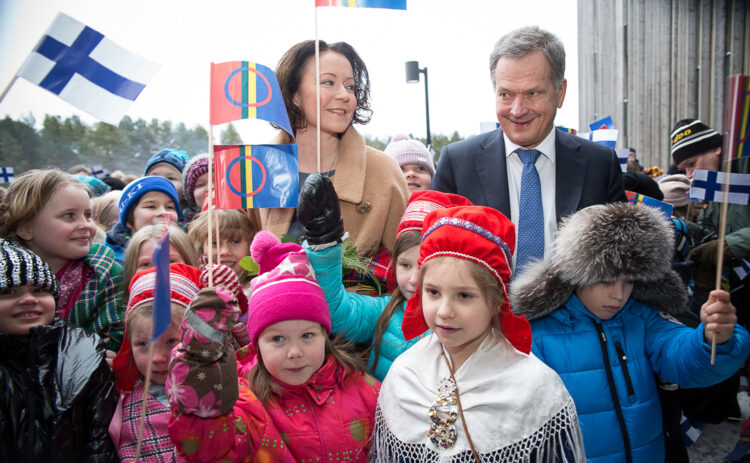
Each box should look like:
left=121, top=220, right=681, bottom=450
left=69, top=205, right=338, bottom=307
left=304, top=243, right=424, bottom=381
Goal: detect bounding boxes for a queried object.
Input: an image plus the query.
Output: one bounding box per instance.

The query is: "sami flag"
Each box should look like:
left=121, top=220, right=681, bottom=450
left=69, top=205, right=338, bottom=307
left=151, top=230, right=170, bottom=342
left=589, top=115, right=615, bottom=131
left=722, top=74, right=750, bottom=162
left=556, top=126, right=577, bottom=135
left=316, top=0, right=406, bottom=9
left=214, top=144, right=299, bottom=209
left=626, top=190, right=674, bottom=219
left=210, top=61, right=293, bottom=136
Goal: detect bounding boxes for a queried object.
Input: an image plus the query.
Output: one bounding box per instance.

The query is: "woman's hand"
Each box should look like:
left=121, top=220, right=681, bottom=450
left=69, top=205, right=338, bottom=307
left=297, top=172, right=345, bottom=246
left=701, top=290, right=738, bottom=345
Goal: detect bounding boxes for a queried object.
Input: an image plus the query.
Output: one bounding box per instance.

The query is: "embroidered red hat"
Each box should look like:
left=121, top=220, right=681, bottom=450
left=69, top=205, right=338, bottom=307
left=200, top=264, right=249, bottom=315
left=401, top=205, right=532, bottom=354
left=113, top=263, right=202, bottom=392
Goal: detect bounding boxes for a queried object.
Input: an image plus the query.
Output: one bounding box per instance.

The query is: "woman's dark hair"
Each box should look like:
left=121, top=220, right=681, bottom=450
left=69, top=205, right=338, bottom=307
left=275, top=40, right=372, bottom=135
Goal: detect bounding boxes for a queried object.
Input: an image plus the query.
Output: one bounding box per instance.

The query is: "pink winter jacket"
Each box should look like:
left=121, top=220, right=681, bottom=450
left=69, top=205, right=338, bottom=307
left=166, top=288, right=380, bottom=462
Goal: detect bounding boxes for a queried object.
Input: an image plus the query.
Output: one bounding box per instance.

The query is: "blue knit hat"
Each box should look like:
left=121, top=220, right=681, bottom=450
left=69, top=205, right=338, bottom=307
left=144, top=148, right=189, bottom=175
left=118, top=176, right=182, bottom=229
left=74, top=174, right=111, bottom=197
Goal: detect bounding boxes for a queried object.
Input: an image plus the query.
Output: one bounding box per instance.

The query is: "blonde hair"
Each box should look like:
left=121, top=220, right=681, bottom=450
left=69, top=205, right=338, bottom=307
left=126, top=302, right=186, bottom=341
left=420, top=257, right=505, bottom=332
left=248, top=328, right=366, bottom=404
left=187, top=209, right=257, bottom=255
left=0, top=169, right=87, bottom=242
left=123, top=223, right=199, bottom=299
left=91, top=190, right=122, bottom=231
left=370, top=230, right=420, bottom=375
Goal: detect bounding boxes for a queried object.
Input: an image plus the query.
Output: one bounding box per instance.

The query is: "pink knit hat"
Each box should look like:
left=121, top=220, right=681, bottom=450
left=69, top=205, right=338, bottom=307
left=247, top=231, right=330, bottom=345
left=385, top=134, right=435, bottom=177
left=658, top=174, right=691, bottom=207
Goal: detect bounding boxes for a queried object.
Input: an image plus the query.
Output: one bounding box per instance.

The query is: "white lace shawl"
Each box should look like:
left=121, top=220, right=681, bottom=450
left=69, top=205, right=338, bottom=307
left=371, top=330, right=585, bottom=462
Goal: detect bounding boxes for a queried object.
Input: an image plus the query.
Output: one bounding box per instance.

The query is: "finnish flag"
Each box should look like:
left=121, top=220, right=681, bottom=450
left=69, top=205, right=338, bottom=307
left=689, top=170, right=750, bottom=205
left=16, top=13, right=159, bottom=125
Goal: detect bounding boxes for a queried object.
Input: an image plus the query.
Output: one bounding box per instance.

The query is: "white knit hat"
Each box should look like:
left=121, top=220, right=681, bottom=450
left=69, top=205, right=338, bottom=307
left=384, top=134, right=435, bottom=177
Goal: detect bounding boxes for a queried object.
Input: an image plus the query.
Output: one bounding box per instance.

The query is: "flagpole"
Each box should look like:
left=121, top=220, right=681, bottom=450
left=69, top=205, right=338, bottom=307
left=710, top=160, right=733, bottom=365
left=0, top=75, right=18, bottom=105
left=207, top=124, right=214, bottom=287
left=133, top=343, right=155, bottom=462
left=315, top=5, right=321, bottom=173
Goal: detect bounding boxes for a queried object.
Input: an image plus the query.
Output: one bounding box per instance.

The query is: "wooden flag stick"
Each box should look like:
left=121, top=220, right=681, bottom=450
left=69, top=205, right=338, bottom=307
left=0, top=75, right=18, bottom=105
left=133, top=342, right=155, bottom=462
left=207, top=125, right=214, bottom=287
left=711, top=160, right=733, bottom=365
left=314, top=5, right=321, bottom=173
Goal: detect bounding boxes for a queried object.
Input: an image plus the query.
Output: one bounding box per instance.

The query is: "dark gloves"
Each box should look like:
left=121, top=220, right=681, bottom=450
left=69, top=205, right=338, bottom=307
left=297, top=172, right=345, bottom=246
left=687, top=240, right=737, bottom=291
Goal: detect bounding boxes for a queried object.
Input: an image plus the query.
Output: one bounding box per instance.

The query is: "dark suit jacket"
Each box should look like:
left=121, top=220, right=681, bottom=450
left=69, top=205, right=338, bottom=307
left=430, top=128, right=626, bottom=223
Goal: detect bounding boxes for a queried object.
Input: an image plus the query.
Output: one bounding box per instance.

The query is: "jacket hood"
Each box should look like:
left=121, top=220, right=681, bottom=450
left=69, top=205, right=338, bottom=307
left=511, top=203, right=687, bottom=321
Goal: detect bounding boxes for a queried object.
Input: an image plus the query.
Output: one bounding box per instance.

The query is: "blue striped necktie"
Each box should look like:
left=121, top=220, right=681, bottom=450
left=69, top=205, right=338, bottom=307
left=516, top=149, right=544, bottom=273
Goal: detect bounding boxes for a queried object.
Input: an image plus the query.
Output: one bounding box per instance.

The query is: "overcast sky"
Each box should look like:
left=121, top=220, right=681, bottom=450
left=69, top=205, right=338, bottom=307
left=0, top=0, right=579, bottom=144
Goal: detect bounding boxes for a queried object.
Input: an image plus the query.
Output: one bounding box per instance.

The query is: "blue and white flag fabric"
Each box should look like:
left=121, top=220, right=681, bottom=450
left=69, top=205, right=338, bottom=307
left=576, top=129, right=619, bottom=149
left=589, top=115, right=615, bottom=131
left=89, top=164, right=109, bottom=179
left=689, top=170, right=750, bottom=205
left=735, top=259, right=750, bottom=280
left=615, top=148, right=629, bottom=172
left=16, top=13, right=159, bottom=125
left=151, top=230, right=171, bottom=342
left=0, top=167, right=14, bottom=183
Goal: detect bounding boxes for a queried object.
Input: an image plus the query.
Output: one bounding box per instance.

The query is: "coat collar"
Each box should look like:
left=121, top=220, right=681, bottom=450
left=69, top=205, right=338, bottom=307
left=472, top=129, right=510, bottom=215
left=272, top=356, right=345, bottom=406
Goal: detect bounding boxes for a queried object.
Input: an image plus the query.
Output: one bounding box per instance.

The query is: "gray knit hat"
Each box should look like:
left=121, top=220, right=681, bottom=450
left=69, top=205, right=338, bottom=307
left=0, top=239, right=58, bottom=298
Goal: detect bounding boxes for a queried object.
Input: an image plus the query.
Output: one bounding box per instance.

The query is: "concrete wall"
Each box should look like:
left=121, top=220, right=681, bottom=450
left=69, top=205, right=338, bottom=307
left=577, top=0, right=749, bottom=169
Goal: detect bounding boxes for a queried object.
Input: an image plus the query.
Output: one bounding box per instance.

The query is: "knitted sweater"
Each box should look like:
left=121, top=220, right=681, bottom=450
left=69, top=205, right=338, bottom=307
left=260, top=126, right=409, bottom=256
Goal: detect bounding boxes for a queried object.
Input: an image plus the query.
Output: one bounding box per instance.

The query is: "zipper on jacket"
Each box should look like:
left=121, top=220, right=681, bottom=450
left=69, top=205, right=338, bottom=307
left=614, top=341, right=635, bottom=397
left=596, top=323, right=633, bottom=463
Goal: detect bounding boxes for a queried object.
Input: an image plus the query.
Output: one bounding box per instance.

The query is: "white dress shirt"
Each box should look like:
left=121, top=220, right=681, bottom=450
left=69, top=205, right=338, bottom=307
left=504, top=128, right=558, bottom=266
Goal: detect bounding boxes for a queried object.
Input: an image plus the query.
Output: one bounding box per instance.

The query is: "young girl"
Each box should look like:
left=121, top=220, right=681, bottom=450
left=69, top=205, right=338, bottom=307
left=374, top=206, right=585, bottom=462
left=0, top=238, right=117, bottom=461
left=106, top=176, right=182, bottom=264
left=298, top=173, right=471, bottom=380
left=167, top=231, right=380, bottom=461
left=181, top=153, right=208, bottom=224
left=110, top=262, right=201, bottom=462
left=144, top=148, right=189, bottom=207
left=385, top=134, right=435, bottom=192
left=122, top=223, right=199, bottom=301
left=0, top=169, right=125, bottom=351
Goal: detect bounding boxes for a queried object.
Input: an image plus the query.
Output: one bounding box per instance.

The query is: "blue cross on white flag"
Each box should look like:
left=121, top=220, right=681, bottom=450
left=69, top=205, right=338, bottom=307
left=16, top=13, right=159, bottom=125
left=689, top=170, right=750, bottom=205
left=0, top=167, right=14, bottom=183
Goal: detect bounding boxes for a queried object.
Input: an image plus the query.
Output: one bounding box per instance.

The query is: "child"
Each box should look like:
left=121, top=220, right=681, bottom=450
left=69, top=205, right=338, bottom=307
left=385, top=134, right=435, bottom=192
left=187, top=208, right=256, bottom=291
left=511, top=203, right=750, bottom=462
left=144, top=148, right=189, bottom=207
left=0, top=238, right=118, bottom=461
left=110, top=262, right=201, bottom=462
left=0, top=169, right=125, bottom=351
left=181, top=153, right=209, bottom=224
left=106, top=176, right=182, bottom=264
left=122, top=223, right=199, bottom=301
left=167, top=231, right=380, bottom=461
left=373, top=205, right=584, bottom=461
left=298, top=173, right=471, bottom=380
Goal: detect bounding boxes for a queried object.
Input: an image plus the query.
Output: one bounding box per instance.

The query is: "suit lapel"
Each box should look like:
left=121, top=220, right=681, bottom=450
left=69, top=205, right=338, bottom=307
left=554, top=131, right=586, bottom=222
left=474, top=129, right=511, bottom=216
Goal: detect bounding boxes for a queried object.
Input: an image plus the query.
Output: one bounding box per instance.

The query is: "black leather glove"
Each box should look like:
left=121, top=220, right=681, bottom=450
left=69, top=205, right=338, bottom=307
left=297, top=172, right=345, bottom=246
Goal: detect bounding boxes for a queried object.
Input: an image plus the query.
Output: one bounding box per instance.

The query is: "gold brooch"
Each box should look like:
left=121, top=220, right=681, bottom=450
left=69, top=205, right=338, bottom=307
left=428, top=378, right=458, bottom=449
left=355, top=201, right=372, bottom=214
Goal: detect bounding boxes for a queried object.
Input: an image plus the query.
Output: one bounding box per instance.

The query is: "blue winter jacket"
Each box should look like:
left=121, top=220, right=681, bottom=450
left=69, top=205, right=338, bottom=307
left=305, top=243, right=424, bottom=381
left=530, top=294, right=750, bottom=463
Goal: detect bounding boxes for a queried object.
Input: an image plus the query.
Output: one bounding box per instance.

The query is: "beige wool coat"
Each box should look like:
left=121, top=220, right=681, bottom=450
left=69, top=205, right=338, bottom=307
left=260, top=125, right=409, bottom=257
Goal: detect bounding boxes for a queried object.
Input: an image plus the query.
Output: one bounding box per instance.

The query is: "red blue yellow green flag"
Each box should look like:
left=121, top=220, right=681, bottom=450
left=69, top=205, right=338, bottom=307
left=625, top=190, right=674, bottom=219
left=210, top=61, right=293, bottom=136
left=723, top=74, right=750, bottom=162
left=315, top=0, right=406, bottom=9
left=214, top=144, right=299, bottom=209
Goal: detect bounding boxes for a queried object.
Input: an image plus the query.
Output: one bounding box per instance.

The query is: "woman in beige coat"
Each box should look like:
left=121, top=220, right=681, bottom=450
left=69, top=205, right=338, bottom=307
left=261, top=40, right=408, bottom=258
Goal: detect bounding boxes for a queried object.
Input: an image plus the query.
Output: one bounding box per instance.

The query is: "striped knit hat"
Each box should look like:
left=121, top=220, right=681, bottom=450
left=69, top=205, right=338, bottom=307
left=182, top=154, right=210, bottom=207
left=670, top=119, right=723, bottom=166
left=0, top=238, right=58, bottom=299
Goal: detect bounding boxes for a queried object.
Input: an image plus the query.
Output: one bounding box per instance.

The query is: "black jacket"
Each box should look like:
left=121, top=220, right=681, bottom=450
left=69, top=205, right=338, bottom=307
left=0, top=318, right=118, bottom=462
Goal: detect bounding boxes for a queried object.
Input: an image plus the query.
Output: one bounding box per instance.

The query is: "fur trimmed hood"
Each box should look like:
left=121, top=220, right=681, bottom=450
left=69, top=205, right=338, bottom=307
left=511, top=203, right=687, bottom=321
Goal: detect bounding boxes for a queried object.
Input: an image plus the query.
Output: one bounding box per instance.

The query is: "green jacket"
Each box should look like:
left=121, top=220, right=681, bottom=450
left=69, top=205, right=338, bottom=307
left=686, top=157, right=750, bottom=260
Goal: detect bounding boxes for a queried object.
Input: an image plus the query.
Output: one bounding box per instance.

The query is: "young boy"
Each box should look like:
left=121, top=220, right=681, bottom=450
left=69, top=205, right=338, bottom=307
left=511, top=203, right=750, bottom=463
left=104, top=176, right=182, bottom=263
left=144, top=148, right=189, bottom=206
left=0, top=238, right=117, bottom=461
left=384, top=134, right=435, bottom=192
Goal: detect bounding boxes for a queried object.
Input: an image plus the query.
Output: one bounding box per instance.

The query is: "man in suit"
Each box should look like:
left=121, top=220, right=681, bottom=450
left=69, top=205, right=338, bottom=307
left=431, top=25, right=625, bottom=270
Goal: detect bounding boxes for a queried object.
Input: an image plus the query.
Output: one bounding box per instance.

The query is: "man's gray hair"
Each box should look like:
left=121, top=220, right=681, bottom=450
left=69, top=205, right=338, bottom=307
left=490, top=26, right=566, bottom=90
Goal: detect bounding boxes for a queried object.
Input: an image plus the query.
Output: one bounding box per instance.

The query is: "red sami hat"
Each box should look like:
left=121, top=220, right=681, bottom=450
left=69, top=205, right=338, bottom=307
left=386, top=191, right=474, bottom=290
left=113, top=263, right=202, bottom=392
left=401, top=206, right=532, bottom=354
